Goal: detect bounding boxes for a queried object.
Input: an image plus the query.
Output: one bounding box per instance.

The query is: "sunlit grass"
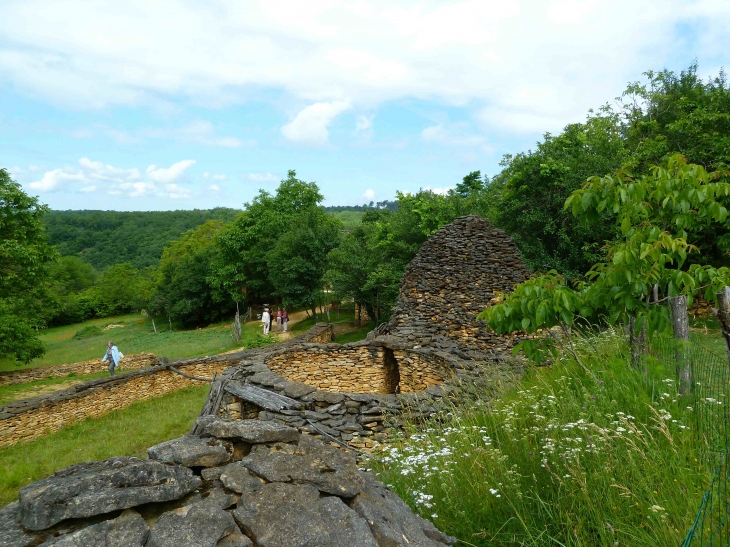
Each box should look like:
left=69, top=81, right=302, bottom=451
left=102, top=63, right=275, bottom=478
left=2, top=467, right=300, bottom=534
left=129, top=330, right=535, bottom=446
left=373, top=330, right=720, bottom=547
left=0, top=313, right=264, bottom=372
left=0, top=384, right=209, bottom=507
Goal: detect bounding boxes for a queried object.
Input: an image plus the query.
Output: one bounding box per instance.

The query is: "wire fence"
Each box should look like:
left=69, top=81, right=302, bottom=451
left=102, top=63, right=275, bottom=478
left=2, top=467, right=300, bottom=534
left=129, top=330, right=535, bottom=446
left=649, top=337, right=730, bottom=546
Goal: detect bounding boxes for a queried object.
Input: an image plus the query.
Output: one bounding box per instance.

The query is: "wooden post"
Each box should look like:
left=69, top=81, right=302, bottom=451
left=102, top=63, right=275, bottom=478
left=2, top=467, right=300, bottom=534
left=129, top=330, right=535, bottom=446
left=669, top=295, right=692, bottom=394
left=712, top=286, right=730, bottom=365
left=629, top=315, right=639, bottom=368
left=169, top=317, right=172, bottom=332
left=152, top=319, right=157, bottom=334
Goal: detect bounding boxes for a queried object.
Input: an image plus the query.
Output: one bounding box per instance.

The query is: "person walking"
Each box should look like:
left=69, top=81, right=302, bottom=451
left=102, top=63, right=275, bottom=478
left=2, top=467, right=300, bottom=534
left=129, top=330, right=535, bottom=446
left=276, top=308, right=282, bottom=331
left=282, top=307, right=289, bottom=332
left=261, top=308, right=271, bottom=335
left=101, top=341, right=121, bottom=376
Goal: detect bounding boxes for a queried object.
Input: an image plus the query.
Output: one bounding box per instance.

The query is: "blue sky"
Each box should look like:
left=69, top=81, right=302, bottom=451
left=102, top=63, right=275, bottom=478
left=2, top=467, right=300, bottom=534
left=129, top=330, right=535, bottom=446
left=2, top=0, right=730, bottom=211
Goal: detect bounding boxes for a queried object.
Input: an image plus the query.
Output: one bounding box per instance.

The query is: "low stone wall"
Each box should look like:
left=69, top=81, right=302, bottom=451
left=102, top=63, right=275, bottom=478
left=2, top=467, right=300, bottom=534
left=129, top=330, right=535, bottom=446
left=214, top=335, right=518, bottom=451
left=0, top=324, right=334, bottom=449
left=0, top=352, right=158, bottom=387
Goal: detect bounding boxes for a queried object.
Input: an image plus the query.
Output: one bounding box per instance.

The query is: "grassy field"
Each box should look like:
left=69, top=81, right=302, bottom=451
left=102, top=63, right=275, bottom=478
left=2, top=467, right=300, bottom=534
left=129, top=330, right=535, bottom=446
left=0, top=313, right=267, bottom=372
left=328, top=210, right=365, bottom=230
left=0, top=372, right=110, bottom=405
left=0, top=384, right=209, bottom=507
left=372, top=329, right=725, bottom=547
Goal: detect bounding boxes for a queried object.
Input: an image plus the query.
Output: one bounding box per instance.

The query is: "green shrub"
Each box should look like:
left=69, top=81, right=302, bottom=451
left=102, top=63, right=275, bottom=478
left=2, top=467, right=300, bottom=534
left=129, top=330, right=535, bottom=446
left=72, top=325, right=102, bottom=340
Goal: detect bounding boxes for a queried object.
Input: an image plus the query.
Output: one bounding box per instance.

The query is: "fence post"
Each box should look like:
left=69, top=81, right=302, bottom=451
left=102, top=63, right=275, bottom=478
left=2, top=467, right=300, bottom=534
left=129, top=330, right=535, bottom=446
left=713, top=286, right=730, bottom=365
left=670, top=295, right=692, bottom=394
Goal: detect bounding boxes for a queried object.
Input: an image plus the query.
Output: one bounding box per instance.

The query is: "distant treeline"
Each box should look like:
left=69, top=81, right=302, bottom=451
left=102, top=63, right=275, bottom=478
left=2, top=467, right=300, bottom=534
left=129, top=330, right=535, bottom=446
left=44, top=208, right=242, bottom=270
left=325, top=201, right=398, bottom=212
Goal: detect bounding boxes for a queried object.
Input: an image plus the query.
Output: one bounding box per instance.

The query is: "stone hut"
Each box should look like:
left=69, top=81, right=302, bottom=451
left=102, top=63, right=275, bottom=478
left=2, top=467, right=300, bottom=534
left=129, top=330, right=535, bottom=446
left=386, top=215, right=531, bottom=357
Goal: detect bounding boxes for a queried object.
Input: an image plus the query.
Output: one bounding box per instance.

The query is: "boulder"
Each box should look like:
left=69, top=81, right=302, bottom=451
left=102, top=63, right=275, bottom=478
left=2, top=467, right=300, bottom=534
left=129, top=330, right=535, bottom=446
left=40, top=510, right=148, bottom=547
left=18, top=457, right=201, bottom=531
left=233, top=483, right=377, bottom=547
left=241, top=434, right=364, bottom=497
left=350, top=474, right=456, bottom=546
left=146, top=503, right=237, bottom=547
left=148, top=435, right=233, bottom=467
left=0, top=502, right=43, bottom=547
left=196, top=416, right=300, bottom=444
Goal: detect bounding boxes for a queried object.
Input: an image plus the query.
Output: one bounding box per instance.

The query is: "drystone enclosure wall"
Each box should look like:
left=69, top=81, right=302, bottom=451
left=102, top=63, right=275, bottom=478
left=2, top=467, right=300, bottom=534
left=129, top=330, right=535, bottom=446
left=1, top=215, right=531, bottom=546
left=0, top=325, right=334, bottom=448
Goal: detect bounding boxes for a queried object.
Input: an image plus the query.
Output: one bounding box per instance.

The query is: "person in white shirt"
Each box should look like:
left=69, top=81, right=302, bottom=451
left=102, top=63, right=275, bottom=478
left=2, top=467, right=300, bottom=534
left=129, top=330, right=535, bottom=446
left=261, top=308, right=271, bottom=335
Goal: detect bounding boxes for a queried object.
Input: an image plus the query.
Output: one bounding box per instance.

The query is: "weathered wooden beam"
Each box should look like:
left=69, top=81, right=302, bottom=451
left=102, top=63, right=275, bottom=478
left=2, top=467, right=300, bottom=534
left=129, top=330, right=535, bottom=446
left=670, top=295, right=692, bottom=394
left=712, top=287, right=730, bottom=366
left=224, top=382, right=303, bottom=411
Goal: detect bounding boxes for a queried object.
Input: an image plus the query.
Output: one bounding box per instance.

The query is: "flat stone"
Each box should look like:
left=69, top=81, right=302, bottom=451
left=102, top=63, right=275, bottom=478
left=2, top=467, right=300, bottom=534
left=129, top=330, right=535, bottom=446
left=219, top=462, right=264, bottom=494
left=18, top=457, right=201, bottom=531
left=233, top=483, right=377, bottom=547
left=40, top=510, right=148, bottom=547
left=350, top=474, right=456, bottom=546
left=241, top=435, right=364, bottom=497
left=217, top=530, right=253, bottom=547
left=283, top=383, right=316, bottom=398
left=148, top=435, right=232, bottom=467
left=196, top=416, right=300, bottom=444
left=194, top=488, right=239, bottom=510
left=0, top=502, right=44, bottom=547
left=146, top=503, right=237, bottom=547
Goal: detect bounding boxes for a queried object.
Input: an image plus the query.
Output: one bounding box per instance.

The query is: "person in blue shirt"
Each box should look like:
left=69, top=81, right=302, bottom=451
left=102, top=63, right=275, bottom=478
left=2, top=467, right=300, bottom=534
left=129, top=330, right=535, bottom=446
left=101, top=341, right=120, bottom=376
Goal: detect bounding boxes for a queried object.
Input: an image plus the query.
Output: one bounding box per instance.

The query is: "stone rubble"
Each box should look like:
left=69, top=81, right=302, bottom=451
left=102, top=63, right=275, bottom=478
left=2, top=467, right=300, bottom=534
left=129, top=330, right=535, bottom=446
left=2, top=417, right=456, bottom=547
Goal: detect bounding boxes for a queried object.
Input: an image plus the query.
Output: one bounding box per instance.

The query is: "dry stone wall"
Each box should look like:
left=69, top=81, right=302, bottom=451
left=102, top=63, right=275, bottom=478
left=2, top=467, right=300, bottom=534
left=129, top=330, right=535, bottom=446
left=0, top=352, right=158, bottom=387
left=386, top=215, right=530, bottom=357
left=0, top=324, right=334, bottom=449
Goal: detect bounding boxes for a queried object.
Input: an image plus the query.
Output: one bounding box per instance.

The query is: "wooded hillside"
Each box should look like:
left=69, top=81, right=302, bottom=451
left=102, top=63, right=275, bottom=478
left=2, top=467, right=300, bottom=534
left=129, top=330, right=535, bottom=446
left=44, top=209, right=242, bottom=269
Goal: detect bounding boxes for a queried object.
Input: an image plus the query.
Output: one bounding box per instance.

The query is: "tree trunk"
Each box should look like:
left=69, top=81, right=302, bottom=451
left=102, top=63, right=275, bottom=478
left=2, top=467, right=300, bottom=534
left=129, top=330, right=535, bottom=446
left=669, top=295, right=692, bottom=394
left=712, top=286, right=730, bottom=365
left=629, top=315, right=639, bottom=368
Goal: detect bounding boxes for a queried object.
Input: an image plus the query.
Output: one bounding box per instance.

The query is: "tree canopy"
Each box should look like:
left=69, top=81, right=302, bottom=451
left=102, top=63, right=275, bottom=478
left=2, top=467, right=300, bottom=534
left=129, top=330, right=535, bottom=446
left=0, top=169, right=57, bottom=362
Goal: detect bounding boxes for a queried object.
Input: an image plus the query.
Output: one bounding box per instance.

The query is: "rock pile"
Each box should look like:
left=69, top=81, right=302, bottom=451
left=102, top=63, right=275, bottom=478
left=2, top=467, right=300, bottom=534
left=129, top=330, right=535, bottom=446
left=386, top=215, right=530, bottom=357
left=1, top=417, right=455, bottom=547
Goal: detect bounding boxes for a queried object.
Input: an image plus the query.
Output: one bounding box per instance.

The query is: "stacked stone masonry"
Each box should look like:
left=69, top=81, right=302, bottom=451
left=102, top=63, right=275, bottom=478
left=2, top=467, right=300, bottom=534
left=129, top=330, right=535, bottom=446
left=387, top=215, right=531, bottom=358
left=0, top=352, right=158, bottom=387
left=0, top=325, right=334, bottom=448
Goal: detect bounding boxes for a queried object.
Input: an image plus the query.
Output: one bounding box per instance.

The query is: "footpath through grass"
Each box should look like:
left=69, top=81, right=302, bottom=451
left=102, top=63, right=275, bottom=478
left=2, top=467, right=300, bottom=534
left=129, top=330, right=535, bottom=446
left=373, top=330, right=720, bottom=547
left=0, top=313, right=265, bottom=372
left=0, top=384, right=209, bottom=507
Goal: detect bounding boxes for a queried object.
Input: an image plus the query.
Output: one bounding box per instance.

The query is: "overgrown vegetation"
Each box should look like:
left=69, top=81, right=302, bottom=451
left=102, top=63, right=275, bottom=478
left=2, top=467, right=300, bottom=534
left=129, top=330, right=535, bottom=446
left=373, top=330, right=718, bottom=546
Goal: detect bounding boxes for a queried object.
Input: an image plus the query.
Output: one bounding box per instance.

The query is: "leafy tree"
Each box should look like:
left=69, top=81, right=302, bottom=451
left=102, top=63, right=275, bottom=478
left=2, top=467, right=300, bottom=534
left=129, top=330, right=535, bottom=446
left=156, top=220, right=232, bottom=327
left=0, top=169, right=57, bottom=362
left=267, top=207, right=342, bottom=314
left=482, top=155, right=730, bottom=362
left=454, top=170, right=485, bottom=197
left=47, top=256, right=98, bottom=326
left=490, top=113, right=626, bottom=279
left=88, top=263, right=146, bottom=317
left=213, top=171, right=324, bottom=304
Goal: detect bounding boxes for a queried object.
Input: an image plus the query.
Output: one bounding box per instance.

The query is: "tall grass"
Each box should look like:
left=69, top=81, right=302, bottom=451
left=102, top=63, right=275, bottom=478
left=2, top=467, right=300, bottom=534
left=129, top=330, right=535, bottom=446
left=373, top=331, right=716, bottom=546
left=0, top=384, right=209, bottom=507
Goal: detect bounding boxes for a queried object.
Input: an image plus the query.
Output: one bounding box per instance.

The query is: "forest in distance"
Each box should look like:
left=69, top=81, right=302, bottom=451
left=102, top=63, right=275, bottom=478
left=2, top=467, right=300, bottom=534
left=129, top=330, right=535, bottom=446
left=4, top=62, right=730, bottom=364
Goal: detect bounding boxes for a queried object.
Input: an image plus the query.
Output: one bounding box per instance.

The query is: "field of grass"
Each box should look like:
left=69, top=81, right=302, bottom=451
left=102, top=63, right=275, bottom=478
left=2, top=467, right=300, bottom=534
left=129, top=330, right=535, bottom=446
left=373, top=329, right=724, bottom=547
left=0, top=384, right=209, bottom=507
left=0, top=313, right=266, bottom=372
left=328, top=210, right=364, bottom=230
left=0, top=372, right=110, bottom=406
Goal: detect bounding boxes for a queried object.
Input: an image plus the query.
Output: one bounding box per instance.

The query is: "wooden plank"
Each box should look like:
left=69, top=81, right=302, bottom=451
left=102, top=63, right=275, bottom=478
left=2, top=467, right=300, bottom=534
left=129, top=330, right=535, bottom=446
left=224, top=382, right=303, bottom=411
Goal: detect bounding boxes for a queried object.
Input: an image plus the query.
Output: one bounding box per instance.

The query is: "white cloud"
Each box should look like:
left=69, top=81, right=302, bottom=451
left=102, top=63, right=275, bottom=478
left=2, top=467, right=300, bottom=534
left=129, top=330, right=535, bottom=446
left=28, top=168, right=85, bottom=191
left=1, top=0, right=724, bottom=135
left=146, top=160, right=196, bottom=184
left=363, top=188, right=375, bottom=200
left=209, top=184, right=221, bottom=192
left=242, top=172, right=278, bottom=183
left=26, top=157, right=195, bottom=199
left=424, top=186, right=452, bottom=195
left=282, top=101, right=351, bottom=146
